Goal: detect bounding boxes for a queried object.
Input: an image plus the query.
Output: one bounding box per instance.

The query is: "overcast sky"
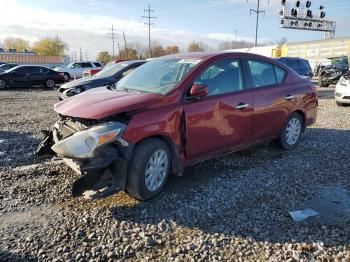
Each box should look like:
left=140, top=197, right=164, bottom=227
left=0, top=0, right=349, bottom=59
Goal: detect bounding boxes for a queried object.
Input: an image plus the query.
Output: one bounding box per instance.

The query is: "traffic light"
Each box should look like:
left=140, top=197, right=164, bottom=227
left=296, top=1, right=300, bottom=7
left=306, top=1, right=312, bottom=8
left=320, top=12, right=326, bottom=19
left=291, top=8, right=298, bottom=17
left=306, top=10, right=313, bottom=18
left=281, top=0, right=286, bottom=6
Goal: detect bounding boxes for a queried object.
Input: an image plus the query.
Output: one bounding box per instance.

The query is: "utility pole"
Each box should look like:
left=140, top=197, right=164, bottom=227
left=85, top=50, right=88, bottom=60
left=123, top=32, right=128, bottom=59
left=108, top=24, right=118, bottom=57
left=142, top=4, right=156, bottom=58
left=79, top=47, right=83, bottom=62
left=234, top=30, right=238, bottom=41
left=117, top=42, right=121, bottom=59
left=249, top=0, right=266, bottom=47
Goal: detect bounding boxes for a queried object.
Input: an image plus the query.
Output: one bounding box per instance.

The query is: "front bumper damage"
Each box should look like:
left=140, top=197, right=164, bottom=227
left=36, top=119, right=133, bottom=198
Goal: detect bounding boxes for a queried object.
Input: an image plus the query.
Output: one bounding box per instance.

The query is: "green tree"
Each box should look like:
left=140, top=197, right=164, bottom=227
left=3, top=37, right=30, bottom=52
left=97, top=51, right=112, bottom=65
left=32, top=37, right=68, bottom=56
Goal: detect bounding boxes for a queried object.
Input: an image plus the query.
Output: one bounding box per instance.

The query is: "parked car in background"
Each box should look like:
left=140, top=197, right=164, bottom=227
left=83, top=68, right=103, bottom=77
left=38, top=52, right=318, bottom=200
left=277, top=57, right=313, bottom=80
left=317, top=56, right=349, bottom=87
left=58, top=60, right=146, bottom=100
left=335, top=71, right=350, bottom=106
left=0, top=65, right=65, bottom=89
left=54, top=62, right=102, bottom=80
left=0, top=63, right=18, bottom=72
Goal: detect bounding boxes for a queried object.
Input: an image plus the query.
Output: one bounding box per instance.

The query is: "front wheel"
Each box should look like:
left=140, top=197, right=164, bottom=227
left=277, top=113, right=303, bottom=150
left=336, top=101, right=344, bottom=107
left=0, top=79, right=7, bottom=89
left=126, top=138, right=170, bottom=200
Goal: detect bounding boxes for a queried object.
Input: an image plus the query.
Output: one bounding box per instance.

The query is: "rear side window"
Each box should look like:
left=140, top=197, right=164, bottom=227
left=81, top=63, right=92, bottom=68
left=248, top=60, right=277, bottom=88
left=274, top=66, right=286, bottom=84
left=93, top=63, right=102, bottom=67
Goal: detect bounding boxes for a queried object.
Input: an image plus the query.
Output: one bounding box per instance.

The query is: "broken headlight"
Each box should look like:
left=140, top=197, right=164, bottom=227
left=51, top=122, right=126, bottom=159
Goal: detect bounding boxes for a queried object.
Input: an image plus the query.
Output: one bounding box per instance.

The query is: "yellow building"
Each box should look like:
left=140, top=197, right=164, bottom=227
left=273, top=37, right=350, bottom=69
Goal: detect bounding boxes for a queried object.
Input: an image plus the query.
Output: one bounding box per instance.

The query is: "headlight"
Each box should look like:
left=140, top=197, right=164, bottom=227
left=338, top=77, right=347, bottom=87
left=51, top=122, right=126, bottom=159
left=64, top=86, right=83, bottom=97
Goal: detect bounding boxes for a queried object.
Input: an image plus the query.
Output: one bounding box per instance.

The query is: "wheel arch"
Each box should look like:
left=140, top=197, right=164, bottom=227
left=292, top=110, right=306, bottom=131
left=134, top=134, right=184, bottom=176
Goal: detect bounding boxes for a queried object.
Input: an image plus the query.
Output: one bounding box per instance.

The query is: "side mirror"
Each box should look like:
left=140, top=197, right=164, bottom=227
left=189, top=84, right=208, bottom=99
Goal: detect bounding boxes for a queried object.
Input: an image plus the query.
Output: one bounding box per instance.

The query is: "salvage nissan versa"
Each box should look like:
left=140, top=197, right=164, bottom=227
left=37, top=52, right=318, bottom=200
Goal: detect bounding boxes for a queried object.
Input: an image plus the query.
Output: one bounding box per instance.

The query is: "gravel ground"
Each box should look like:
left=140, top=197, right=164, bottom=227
left=0, top=87, right=349, bottom=261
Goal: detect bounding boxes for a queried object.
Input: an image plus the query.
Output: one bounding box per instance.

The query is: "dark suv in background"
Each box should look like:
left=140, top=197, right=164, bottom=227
left=277, top=57, right=313, bottom=80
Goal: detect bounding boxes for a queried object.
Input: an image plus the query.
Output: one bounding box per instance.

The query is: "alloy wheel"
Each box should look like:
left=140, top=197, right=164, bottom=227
left=145, top=149, right=168, bottom=192
left=0, top=79, right=6, bottom=89
left=285, top=117, right=301, bottom=145
left=46, top=79, right=55, bottom=88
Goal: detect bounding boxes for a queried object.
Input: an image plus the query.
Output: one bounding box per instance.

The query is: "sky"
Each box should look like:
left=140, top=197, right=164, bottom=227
left=0, top=0, right=349, bottom=59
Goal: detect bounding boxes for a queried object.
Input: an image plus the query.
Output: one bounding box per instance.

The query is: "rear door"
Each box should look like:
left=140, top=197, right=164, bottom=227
left=246, top=59, right=296, bottom=141
left=29, top=67, right=48, bottom=84
left=184, top=57, right=254, bottom=162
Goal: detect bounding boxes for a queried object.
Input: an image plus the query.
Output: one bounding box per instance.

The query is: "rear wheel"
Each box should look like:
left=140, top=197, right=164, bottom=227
left=45, top=78, right=56, bottom=89
left=63, top=73, right=71, bottom=81
left=0, top=79, right=7, bottom=89
left=277, top=113, right=303, bottom=150
left=126, top=138, right=170, bottom=200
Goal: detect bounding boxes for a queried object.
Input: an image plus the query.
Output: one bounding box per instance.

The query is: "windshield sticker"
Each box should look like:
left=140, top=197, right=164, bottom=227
left=179, top=59, right=201, bottom=65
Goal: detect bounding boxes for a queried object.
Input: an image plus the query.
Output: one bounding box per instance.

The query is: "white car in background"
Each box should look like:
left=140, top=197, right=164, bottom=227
left=54, top=62, right=102, bottom=80
left=335, top=73, right=350, bottom=106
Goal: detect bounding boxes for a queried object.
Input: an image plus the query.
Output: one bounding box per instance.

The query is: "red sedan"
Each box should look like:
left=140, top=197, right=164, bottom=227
left=38, top=52, right=318, bottom=200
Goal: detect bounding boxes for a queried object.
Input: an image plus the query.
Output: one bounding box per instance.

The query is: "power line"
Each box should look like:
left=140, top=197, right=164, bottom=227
left=108, top=24, right=118, bottom=57
left=142, top=3, right=157, bottom=58
left=249, top=0, right=266, bottom=47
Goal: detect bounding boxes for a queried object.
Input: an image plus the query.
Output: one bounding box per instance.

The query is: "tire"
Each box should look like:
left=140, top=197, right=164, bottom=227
left=45, top=78, right=56, bottom=89
left=318, top=75, right=329, bottom=88
left=277, top=112, right=303, bottom=150
left=336, top=101, right=344, bottom=106
left=63, top=73, right=71, bottom=81
left=126, top=138, right=171, bottom=200
left=0, top=79, right=7, bottom=89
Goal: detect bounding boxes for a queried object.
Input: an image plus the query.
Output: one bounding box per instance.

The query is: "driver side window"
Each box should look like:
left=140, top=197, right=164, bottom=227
left=194, top=59, right=243, bottom=96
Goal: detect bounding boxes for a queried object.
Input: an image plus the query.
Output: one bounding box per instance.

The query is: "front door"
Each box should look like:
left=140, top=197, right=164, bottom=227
left=184, top=58, right=254, bottom=162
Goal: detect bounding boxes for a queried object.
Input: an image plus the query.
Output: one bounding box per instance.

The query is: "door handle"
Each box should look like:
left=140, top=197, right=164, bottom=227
left=235, top=103, right=249, bottom=110
left=285, top=95, right=295, bottom=101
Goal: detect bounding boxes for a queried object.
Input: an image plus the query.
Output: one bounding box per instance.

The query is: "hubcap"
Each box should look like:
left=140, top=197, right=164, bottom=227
left=145, top=149, right=168, bottom=192
left=47, top=79, right=55, bottom=88
left=286, top=117, right=301, bottom=145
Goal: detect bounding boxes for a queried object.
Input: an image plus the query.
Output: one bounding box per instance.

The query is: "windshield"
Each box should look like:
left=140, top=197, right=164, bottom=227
left=94, top=63, right=128, bottom=78
left=116, top=58, right=200, bottom=94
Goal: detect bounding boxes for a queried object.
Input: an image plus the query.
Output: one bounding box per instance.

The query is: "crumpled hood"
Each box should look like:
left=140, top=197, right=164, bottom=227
left=54, top=86, right=162, bottom=120
left=60, top=76, right=108, bottom=90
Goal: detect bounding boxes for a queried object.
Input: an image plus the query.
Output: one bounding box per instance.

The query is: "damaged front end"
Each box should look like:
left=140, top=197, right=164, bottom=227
left=36, top=118, right=134, bottom=198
